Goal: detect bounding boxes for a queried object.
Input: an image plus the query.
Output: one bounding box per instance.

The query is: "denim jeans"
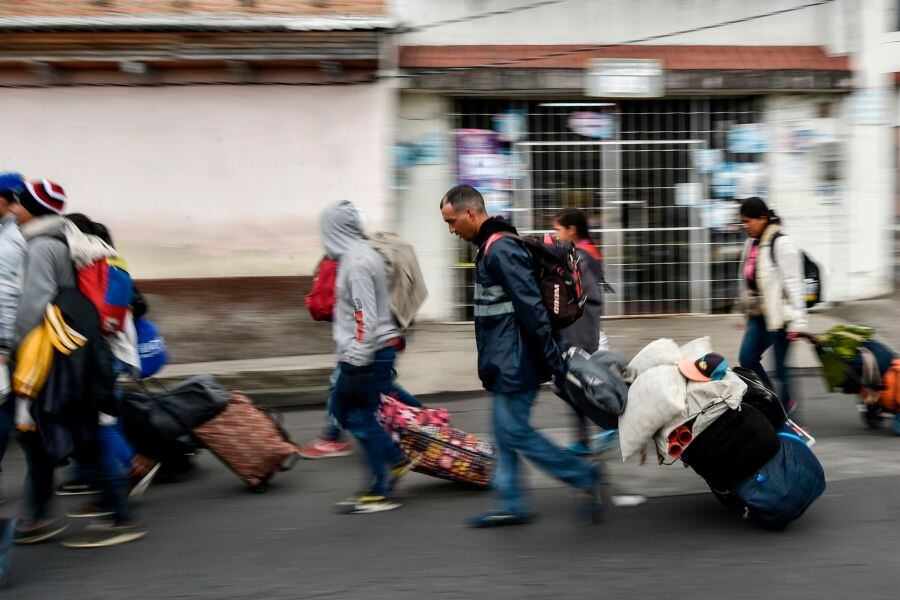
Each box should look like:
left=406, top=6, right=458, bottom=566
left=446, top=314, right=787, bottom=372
left=322, top=346, right=421, bottom=442
left=739, top=315, right=792, bottom=408
left=491, top=389, right=597, bottom=514
left=78, top=445, right=133, bottom=525
left=331, top=348, right=409, bottom=496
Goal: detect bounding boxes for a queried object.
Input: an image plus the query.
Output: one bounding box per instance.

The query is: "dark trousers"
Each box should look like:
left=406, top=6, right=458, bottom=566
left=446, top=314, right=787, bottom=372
left=331, top=348, right=411, bottom=496
left=739, top=315, right=792, bottom=408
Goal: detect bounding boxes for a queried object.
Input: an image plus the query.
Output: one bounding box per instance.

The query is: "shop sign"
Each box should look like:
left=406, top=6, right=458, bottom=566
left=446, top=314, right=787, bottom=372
left=585, top=59, right=663, bottom=98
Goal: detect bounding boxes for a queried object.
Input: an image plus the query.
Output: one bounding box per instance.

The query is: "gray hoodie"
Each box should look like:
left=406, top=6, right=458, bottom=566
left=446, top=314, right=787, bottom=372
left=14, top=216, right=76, bottom=344
left=320, top=201, right=399, bottom=366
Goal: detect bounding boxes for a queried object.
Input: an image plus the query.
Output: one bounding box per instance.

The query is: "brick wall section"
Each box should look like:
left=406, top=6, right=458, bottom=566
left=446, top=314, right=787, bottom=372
left=0, top=1, right=386, bottom=16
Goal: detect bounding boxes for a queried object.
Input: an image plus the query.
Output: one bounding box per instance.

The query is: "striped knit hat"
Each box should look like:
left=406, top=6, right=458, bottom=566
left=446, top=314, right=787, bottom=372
left=17, top=179, right=67, bottom=217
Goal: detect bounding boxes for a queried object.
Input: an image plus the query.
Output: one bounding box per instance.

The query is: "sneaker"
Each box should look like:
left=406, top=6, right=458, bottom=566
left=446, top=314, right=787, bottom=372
left=62, top=521, right=147, bottom=548
left=577, top=465, right=611, bottom=524
left=66, top=504, right=114, bottom=519
left=335, top=492, right=400, bottom=514
left=128, top=462, right=161, bottom=500
left=467, top=511, right=534, bottom=528
left=299, top=439, right=353, bottom=460
left=55, top=478, right=100, bottom=497
left=13, top=517, right=68, bottom=545
left=566, top=442, right=592, bottom=456
left=388, top=455, right=420, bottom=491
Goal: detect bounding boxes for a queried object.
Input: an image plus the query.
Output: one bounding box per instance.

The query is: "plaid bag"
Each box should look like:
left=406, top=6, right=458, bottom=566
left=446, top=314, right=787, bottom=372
left=399, top=424, right=495, bottom=488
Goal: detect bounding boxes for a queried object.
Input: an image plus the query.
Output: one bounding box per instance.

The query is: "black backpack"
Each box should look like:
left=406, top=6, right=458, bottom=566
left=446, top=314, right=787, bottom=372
left=771, top=232, right=822, bottom=308
left=483, top=232, right=587, bottom=328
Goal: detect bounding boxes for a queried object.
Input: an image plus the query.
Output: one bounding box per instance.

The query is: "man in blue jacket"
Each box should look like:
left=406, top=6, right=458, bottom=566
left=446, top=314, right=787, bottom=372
left=440, top=184, right=605, bottom=527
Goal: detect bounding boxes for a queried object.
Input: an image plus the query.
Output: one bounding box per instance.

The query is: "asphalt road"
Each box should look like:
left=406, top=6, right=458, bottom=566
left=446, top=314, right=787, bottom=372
left=3, top=376, right=899, bottom=600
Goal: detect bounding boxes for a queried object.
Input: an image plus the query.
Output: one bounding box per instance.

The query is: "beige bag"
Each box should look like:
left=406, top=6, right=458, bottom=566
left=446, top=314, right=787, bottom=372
left=367, top=231, right=429, bottom=331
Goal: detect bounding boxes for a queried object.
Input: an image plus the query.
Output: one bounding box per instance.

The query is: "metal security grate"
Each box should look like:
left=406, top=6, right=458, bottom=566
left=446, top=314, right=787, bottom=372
left=450, top=97, right=764, bottom=320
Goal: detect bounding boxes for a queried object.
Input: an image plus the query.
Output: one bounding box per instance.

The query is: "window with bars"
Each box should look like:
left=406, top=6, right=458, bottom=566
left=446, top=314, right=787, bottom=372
left=450, top=97, right=764, bottom=320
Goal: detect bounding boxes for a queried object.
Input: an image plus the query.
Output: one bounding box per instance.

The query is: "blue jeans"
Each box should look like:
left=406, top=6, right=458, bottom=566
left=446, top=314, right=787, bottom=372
left=491, top=389, right=597, bottom=514
left=739, top=315, right=792, bottom=408
left=322, top=347, right=421, bottom=442
left=331, top=348, right=410, bottom=496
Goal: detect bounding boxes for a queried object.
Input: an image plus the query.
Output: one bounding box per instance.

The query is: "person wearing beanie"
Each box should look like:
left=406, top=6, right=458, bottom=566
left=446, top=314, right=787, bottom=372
left=10, top=181, right=146, bottom=547
left=738, top=197, right=808, bottom=414
left=0, top=172, right=27, bottom=498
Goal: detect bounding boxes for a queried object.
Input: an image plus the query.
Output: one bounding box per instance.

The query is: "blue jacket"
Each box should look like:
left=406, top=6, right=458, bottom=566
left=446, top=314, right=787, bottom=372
left=473, top=217, right=563, bottom=393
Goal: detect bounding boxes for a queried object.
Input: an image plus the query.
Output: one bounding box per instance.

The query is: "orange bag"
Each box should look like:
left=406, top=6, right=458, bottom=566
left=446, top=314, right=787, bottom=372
left=879, top=359, right=900, bottom=412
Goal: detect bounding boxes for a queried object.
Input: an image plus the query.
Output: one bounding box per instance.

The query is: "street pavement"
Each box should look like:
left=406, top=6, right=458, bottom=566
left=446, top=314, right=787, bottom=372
left=3, top=374, right=899, bottom=599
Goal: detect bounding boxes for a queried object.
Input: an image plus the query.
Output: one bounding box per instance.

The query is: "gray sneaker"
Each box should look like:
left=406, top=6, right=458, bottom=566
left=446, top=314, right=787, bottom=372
left=14, top=517, right=68, bottom=545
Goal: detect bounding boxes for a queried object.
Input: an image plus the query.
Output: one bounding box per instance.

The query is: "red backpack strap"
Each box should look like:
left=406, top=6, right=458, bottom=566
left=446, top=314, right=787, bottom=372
left=484, top=232, right=506, bottom=255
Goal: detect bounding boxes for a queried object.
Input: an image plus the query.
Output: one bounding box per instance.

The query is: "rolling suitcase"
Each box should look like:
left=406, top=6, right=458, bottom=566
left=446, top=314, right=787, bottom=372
left=192, top=392, right=300, bottom=492
left=399, top=424, right=495, bottom=488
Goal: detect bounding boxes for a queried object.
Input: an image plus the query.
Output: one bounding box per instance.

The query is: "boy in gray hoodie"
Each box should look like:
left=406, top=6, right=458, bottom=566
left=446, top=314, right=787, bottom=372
left=321, top=201, right=415, bottom=514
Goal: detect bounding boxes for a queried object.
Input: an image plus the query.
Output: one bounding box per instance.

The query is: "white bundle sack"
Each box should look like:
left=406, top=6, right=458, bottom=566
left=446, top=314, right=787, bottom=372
left=679, top=336, right=713, bottom=362
left=619, top=364, right=687, bottom=460
left=653, top=370, right=747, bottom=459
left=628, top=338, right=680, bottom=377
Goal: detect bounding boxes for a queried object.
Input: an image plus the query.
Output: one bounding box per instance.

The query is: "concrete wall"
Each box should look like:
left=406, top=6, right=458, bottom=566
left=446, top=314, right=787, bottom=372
left=0, top=82, right=394, bottom=279
left=394, top=0, right=835, bottom=47
left=394, top=93, right=455, bottom=321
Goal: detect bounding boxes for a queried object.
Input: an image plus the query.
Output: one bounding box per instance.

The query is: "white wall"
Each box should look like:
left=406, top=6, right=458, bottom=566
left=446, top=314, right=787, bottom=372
left=0, top=82, right=393, bottom=279
left=395, top=0, right=833, bottom=46
left=394, top=93, right=455, bottom=321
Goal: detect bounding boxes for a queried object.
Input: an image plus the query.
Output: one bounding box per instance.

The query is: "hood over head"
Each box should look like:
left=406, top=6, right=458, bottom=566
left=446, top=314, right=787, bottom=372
left=320, top=200, right=365, bottom=260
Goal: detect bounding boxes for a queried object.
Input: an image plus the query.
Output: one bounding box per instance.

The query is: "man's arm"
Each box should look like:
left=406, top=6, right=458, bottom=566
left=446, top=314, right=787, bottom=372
left=489, top=239, right=563, bottom=376
left=341, top=271, right=379, bottom=367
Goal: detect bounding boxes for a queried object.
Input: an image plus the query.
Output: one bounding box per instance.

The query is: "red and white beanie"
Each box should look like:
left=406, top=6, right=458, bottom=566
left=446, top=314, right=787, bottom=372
left=18, top=179, right=67, bottom=217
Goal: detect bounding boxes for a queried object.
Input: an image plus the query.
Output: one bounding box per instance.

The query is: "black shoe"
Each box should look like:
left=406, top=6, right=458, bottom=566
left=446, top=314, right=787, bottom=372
left=577, top=465, right=611, bottom=524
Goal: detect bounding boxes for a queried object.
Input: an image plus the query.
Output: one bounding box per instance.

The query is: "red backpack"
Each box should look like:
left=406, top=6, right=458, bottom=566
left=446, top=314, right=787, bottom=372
left=77, top=255, right=133, bottom=334
left=306, top=257, right=337, bottom=322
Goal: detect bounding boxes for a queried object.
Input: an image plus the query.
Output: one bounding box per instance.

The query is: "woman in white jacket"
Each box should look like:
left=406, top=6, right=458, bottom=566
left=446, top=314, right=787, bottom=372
left=738, top=197, right=808, bottom=413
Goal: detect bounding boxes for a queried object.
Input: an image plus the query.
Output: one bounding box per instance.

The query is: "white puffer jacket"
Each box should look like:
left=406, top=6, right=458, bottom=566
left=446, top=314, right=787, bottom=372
left=739, top=224, right=808, bottom=334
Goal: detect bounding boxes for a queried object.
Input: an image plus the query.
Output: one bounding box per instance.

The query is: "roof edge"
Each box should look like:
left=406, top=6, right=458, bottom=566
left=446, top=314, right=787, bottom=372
left=0, top=14, right=396, bottom=32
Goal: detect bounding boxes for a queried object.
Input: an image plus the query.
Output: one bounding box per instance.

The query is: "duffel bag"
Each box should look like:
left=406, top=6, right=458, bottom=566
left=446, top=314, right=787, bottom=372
left=563, top=348, right=629, bottom=430
left=726, top=427, right=826, bottom=530
left=680, top=404, right=780, bottom=491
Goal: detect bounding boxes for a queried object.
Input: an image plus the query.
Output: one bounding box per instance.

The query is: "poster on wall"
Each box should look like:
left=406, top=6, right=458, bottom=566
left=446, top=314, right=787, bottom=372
left=568, top=111, right=616, bottom=139
left=493, top=110, right=527, bottom=142
left=455, top=129, right=509, bottom=189
left=691, top=149, right=723, bottom=174
left=727, top=123, right=769, bottom=154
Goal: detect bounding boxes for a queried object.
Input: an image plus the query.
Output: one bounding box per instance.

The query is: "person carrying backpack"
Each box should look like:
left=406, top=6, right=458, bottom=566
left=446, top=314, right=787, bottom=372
left=300, top=244, right=423, bottom=460
left=9, top=180, right=145, bottom=547
left=551, top=208, right=615, bottom=456
left=319, top=200, right=417, bottom=514
left=439, top=185, right=605, bottom=528
left=738, top=197, right=808, bottom=413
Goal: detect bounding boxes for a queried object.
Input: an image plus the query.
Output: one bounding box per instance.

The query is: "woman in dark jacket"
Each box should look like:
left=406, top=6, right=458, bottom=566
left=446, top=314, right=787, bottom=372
left=553, top=209, right=609, bottom=455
